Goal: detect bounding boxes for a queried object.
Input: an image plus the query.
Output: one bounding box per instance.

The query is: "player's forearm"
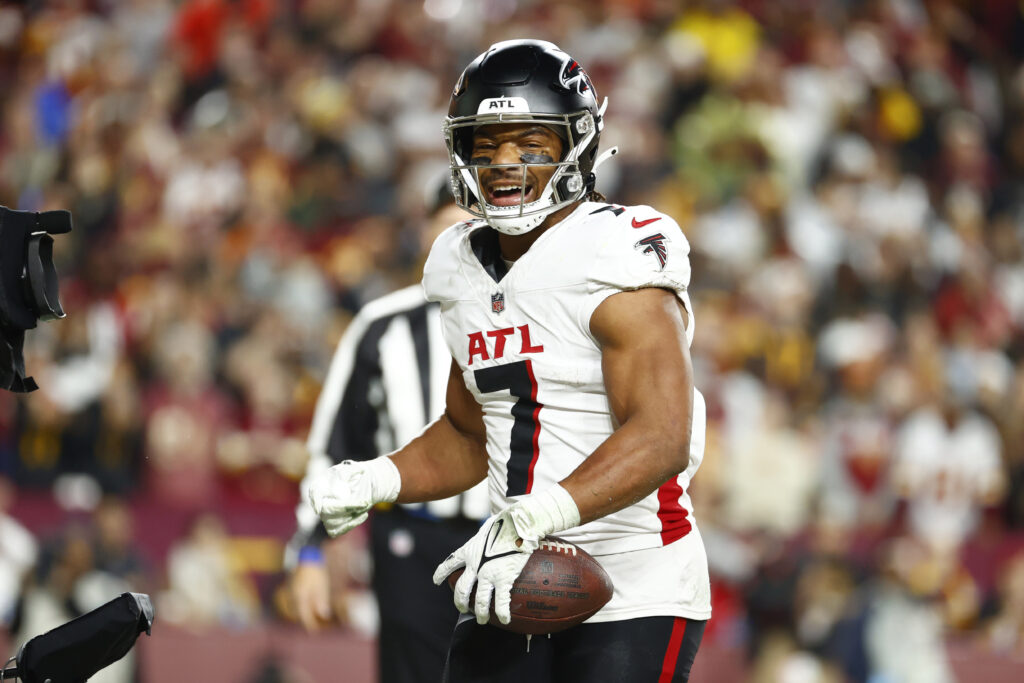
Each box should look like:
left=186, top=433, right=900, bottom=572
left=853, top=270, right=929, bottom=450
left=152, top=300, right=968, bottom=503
left=390, top=412, right=488, bottom=503
left=559, top=410, right=691, bottom=526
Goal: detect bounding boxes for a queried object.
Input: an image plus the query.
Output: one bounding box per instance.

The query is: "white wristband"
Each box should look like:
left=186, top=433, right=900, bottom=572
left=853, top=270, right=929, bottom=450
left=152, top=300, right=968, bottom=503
left=367, top=456, right=402, bottom=504
left=510, top=483, right=581, bottom=543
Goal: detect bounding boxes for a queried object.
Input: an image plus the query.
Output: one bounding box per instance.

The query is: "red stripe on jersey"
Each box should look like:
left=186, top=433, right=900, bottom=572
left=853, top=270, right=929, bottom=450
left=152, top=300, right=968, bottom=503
left=658, top=617, right=688, bottom=683
left=524, top=360, right=542, bottom=493
left=657, top=474, right=691, bottom=545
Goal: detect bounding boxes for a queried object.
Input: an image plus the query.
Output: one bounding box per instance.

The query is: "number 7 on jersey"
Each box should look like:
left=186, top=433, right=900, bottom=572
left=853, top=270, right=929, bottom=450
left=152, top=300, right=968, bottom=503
left=474, top=360, right=542, bottom=497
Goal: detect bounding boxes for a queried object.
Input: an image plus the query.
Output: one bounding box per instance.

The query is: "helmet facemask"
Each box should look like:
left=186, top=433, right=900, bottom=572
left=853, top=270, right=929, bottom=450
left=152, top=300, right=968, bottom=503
left=444, top=111, right=599, bottom=236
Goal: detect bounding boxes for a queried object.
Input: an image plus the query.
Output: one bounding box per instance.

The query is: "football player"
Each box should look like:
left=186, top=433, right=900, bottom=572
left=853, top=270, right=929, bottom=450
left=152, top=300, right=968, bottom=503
left=309, top=40, right=710, bottom=682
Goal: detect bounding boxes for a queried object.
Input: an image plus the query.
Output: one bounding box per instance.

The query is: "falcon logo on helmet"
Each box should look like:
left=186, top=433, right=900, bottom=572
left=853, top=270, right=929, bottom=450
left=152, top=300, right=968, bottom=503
left=557, top=58, right=592, bottom=96
left=452, top=68, right=468, bottom=99
left=443, top=40, right=616, bottom=236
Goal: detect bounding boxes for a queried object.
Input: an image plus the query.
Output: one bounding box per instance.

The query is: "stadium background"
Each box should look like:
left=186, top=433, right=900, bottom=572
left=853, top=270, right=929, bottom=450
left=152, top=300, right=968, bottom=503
left=1, top=0, right=1024, bottom=681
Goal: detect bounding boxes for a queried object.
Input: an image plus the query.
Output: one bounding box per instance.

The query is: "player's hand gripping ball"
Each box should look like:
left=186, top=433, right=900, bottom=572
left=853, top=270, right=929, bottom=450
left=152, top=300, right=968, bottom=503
left=445, top=537, right=613, bottom=634
left=433, top=485, right=593, bottom=629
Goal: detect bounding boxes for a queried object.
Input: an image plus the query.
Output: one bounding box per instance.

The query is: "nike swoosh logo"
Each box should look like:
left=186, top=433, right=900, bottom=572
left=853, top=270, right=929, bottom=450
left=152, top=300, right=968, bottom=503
left=632, top=216, right=662, bottom=228
left=478, top=518, right=520, bottom=567
left=486, top=519, right=504, bottom=553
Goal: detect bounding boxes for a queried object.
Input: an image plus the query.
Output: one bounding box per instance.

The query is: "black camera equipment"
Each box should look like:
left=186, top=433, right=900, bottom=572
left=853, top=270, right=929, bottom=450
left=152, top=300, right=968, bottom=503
left=0, top=206, right=73, bottom=392
left=1, top=592, right=154, bottom=683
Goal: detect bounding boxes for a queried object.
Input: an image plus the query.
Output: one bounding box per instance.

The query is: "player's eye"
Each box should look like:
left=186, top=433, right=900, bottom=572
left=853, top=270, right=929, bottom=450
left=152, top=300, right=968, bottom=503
left=469, top=144, right=493, bottom=164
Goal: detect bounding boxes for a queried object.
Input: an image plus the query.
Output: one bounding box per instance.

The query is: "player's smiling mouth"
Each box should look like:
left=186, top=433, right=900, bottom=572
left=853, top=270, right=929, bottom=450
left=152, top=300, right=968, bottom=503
left=485, top=180, right=535, bottom=207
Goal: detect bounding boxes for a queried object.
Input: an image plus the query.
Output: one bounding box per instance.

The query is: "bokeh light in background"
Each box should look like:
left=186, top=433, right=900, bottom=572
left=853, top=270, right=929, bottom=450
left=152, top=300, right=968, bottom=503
left=1, top=0, right=1023, bottom=681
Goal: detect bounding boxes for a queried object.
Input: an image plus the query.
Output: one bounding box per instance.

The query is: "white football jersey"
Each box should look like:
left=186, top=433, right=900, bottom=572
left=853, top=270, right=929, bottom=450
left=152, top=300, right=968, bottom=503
left=423, top=201, right=707, bottom=558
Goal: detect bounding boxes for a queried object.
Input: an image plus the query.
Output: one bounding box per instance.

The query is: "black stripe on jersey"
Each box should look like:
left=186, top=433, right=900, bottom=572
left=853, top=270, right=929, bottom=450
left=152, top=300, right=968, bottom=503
left=589, top=204, right=625, bottom=216
left=407, top=303, right=433, bottom=422
left=325, top=315, right=390, bottom=465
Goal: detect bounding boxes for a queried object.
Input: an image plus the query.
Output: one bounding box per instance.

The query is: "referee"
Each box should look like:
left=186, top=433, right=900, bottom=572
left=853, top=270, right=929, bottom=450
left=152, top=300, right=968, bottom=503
left=286, top=187, right=487, bottom=683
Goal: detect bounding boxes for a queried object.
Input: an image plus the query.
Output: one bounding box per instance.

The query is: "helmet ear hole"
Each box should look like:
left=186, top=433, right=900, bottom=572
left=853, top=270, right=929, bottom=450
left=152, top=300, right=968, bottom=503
left=556, top=174, right=583, bottom=197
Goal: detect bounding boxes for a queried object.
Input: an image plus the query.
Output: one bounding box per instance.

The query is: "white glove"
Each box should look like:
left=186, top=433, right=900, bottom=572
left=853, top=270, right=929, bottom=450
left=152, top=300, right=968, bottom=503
left=432, top=484, right=579, bottom=625
left=307, top=458, right=401, bottom=536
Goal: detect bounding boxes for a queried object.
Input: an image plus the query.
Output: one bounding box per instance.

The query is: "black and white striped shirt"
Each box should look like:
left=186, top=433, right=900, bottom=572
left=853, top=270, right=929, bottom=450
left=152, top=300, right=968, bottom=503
left=289, top=285, right=489, bottom=561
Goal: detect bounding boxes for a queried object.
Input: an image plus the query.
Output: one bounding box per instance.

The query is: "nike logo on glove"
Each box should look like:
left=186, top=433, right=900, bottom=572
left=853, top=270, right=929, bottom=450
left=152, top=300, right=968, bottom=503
left=478, top=519, right=520, bottom=567
left=632, top=216, right=662, bottom=228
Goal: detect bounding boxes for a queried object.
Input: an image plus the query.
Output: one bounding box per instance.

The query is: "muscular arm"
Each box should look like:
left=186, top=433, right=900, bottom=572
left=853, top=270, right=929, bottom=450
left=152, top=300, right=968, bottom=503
left=560, top=287, right=693, bottom=525
left=390, top=359, right=489, bottom=503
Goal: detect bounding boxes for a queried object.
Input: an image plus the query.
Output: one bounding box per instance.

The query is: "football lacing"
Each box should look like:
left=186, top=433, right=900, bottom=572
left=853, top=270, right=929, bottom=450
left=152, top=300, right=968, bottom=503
left=539, top=540, right=577, bottom=556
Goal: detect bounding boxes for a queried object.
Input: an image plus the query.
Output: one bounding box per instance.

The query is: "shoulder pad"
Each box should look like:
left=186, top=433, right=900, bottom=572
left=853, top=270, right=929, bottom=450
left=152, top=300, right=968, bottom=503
left=422, top=219, right=479, bottom=303
left=580, top=205, right=695, bottom=345
left=587, top=205, right=691, bottom=294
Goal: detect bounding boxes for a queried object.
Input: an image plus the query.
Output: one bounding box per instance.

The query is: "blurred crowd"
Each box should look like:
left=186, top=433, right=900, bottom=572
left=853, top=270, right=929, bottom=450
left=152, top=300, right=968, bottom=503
left=1, top=0, right=1024, bottom=681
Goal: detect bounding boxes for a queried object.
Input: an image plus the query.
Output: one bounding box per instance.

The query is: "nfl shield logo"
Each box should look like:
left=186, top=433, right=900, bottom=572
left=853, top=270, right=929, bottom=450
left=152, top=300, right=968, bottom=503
left=491, top=292, right=505, bottom=314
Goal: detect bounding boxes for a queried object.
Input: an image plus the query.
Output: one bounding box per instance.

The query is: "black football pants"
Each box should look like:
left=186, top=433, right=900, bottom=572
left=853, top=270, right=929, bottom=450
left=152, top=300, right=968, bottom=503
left=442, top=614, right=706, bottom=683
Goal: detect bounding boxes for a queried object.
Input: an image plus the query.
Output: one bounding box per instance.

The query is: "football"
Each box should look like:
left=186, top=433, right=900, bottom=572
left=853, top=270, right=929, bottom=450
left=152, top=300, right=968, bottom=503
left=446, top=537, right=613, bottom=634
